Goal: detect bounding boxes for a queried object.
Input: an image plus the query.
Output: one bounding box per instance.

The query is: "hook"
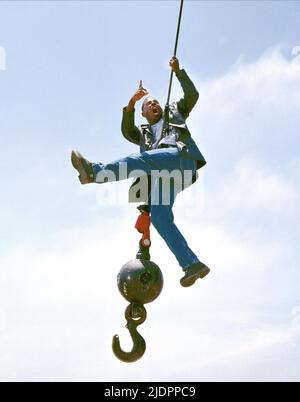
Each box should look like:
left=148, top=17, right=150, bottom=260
left=112, top=303, right=147, bottom=363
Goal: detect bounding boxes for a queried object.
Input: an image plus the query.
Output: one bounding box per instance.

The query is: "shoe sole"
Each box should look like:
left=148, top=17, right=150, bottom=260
left=180, top=267, right=210, bottom=288
left=71, top=151, right=90, bottom=184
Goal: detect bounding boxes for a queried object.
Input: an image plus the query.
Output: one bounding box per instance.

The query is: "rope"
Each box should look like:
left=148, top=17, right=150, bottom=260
left=165, top=0, right=185, bottom=109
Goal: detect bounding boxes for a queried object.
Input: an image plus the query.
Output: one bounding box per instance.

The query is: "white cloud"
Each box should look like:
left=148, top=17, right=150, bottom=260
left=166, top=325, right=300, bottom=382
left=198, top=47, right=300, bottom=119
left=219, top=153, right=298, bottom=213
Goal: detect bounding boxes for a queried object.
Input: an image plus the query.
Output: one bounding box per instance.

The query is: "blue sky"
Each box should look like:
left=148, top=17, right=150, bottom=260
left=0, top=1, right=300, bottom=382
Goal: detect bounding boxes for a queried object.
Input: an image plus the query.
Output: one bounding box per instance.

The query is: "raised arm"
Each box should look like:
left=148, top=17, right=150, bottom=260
left=170, top=57, right=199, bottom=119
left=121, top=81, right=149, bottom=145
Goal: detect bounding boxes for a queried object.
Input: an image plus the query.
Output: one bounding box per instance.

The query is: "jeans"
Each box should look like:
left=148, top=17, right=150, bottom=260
left=92, top=148, right=200, bottom=270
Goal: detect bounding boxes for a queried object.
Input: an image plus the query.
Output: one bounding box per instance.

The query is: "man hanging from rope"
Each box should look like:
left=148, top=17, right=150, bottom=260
left=71, top=57, right=211, bottom=287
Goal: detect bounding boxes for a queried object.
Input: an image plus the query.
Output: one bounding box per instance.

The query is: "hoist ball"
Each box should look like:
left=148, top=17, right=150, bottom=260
left=117, top=259, right=164, bottom=305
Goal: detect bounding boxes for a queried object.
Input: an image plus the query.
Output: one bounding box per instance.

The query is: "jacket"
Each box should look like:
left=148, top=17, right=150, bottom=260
left=121, top=69, right=206, bottom=203
left=121, top=69, right=206, bottom=170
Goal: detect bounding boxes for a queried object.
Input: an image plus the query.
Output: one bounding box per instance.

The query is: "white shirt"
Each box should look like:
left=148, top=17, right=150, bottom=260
left=150, top=118, right=178, bottom=149
left=151, top=118, right=164, bottom=149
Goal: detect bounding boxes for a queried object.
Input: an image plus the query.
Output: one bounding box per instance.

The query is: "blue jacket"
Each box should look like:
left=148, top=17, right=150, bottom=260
left=122, top=69, right=206, bottom=170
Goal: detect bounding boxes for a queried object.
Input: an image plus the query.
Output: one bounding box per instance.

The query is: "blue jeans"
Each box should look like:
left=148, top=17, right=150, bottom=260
left=92, top=148, right=200, bottom=270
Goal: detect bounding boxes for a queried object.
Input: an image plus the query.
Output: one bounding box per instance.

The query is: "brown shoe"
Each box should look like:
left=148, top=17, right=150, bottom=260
left=71, top=150, right=94, bottom=184
left=180, top=262, right=211, bottom=288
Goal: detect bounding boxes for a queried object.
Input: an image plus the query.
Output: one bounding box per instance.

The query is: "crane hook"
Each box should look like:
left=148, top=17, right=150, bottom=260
left=112, top=303, right=147, bottom=363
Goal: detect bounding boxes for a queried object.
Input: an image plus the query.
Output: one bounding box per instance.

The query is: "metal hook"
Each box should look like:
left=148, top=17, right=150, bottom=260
left=112, top=303, right=147, bottom=363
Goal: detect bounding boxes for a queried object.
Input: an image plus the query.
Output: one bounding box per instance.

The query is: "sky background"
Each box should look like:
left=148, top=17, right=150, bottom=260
left=0, top=0, right=300, bottom=382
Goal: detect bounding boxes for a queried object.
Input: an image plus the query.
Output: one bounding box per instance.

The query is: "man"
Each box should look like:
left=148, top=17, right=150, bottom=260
left=71, top=57, right=211, bottom=287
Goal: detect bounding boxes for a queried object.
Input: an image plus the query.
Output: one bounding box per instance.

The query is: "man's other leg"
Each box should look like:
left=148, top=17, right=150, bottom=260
left=150, top=175, right=200, bottom=271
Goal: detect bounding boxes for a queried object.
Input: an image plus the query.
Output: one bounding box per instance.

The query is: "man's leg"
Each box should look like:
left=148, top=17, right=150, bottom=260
left=92, top=148, right=186, bottom=183
left=150, top=157, right=210, bottom=286
left=71, top=148, right=182, bottom=185
left=150, top=176, right=200, bottom=270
